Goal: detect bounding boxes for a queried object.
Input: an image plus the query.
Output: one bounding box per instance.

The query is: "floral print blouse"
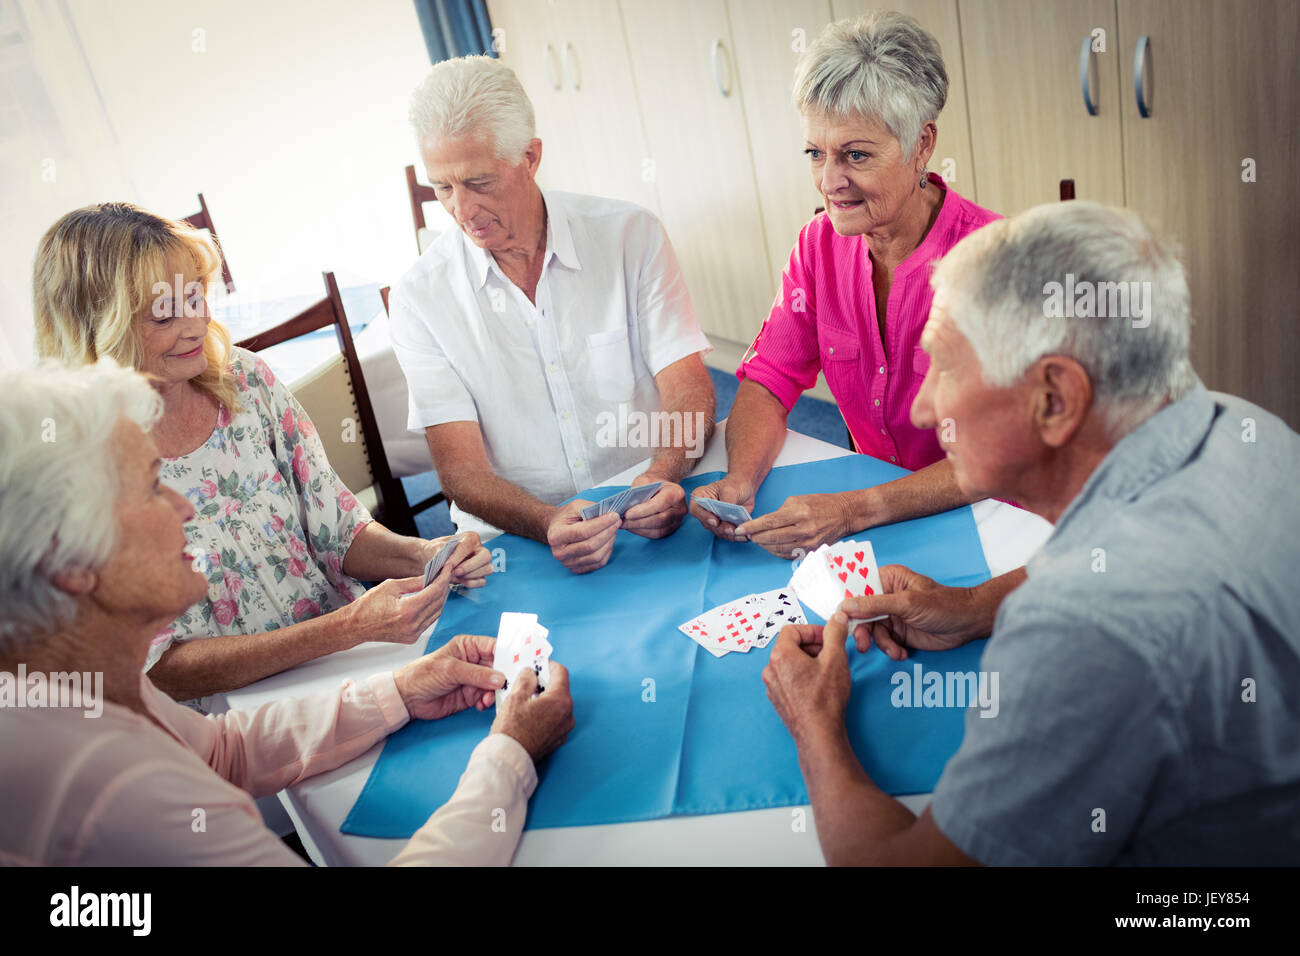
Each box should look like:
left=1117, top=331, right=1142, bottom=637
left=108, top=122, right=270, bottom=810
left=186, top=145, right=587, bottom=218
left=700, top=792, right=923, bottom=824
left=145, top=349, right=372, bottom=671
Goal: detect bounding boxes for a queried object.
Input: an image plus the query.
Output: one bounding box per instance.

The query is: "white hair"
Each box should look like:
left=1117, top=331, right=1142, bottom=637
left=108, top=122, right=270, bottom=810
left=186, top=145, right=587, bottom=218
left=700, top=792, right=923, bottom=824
left=793, top=12, right=948, bottom=161
left=931, top=201, right=1197, bottom=438
left=409, top=55, right=535, bottom=162
left=0, top=358, right=162, bottom=652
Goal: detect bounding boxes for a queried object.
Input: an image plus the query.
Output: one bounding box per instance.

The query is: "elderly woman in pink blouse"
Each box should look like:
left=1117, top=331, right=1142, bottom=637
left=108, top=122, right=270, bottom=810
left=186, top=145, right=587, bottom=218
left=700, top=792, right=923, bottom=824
left=691, top=12, right=1000, bottom=559
left=33, top=202, right=494, bottom=705
left=0, top=359, right=573, bottom=865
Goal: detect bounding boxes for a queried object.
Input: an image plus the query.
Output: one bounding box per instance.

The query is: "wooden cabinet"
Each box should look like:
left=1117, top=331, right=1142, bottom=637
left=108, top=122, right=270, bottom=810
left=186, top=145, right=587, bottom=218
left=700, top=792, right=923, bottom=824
left=619, top=0, right=776, bottom=345
left=1117, top=0, right=1299, bottom=426
left=960, top=0, right=1127, bottom=212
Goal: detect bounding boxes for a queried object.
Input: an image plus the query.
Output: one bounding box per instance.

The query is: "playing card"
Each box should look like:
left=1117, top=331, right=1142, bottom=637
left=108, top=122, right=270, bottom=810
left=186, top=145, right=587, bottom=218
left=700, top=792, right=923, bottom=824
left=422, top=534, right=462, bottom=587
left=678, top=596, right=764, bottom=655
left=789, top=540, right=887, bottom=626
left=746, top=588, right=807, bottom=648
left=580, top=481, right=663, bottom=520
left=693, top=496, right=753, bottom=526
left=824, top=541, right=883, bottom=603
left=493, top=612, right=551, bottom=705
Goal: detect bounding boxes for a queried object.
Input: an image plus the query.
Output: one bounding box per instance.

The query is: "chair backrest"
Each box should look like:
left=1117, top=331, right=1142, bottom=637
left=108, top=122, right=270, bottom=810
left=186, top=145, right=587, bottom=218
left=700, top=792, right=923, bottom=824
left=181, top=193, right=236, bottom=293
left=405, top=164, right=441, bottom=253
left=235, top=273, right=415, bottom=535
left=1059, top=179, right=1076, bottom=201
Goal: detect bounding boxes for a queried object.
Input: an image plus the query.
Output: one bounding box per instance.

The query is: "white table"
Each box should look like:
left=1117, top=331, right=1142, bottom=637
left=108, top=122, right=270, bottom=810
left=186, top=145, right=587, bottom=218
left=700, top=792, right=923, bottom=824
left=218, top=422, right=1052, bottom=865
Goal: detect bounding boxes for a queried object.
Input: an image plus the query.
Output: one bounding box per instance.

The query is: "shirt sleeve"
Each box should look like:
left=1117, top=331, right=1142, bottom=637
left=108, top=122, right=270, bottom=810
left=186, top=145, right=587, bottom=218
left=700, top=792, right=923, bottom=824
left=388, top=281, right=481, bottom=430
left=629, top=211, right=712, bottom=376
left=388, top=733, right=538, bottom=866
left=248, top=351, right=372, bottom=588
left=928, top=595, right=1182, bottom=865
left=154, top=672, right=411, bottom=799
left=736, top=223, right=822, bottom=410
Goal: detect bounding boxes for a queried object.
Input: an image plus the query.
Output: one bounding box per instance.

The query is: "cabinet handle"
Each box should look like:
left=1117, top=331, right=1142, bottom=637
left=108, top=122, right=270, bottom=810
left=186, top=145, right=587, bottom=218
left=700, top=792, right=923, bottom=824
left=710, top=38, right=732, bottom=97
left=562, top=41, right=582, bottom=91
left=544, top=42, right=561, bottom=91
left=1079, top=36, right=1098, bottom=115
left=1133, top=35, right=1152, bottom=117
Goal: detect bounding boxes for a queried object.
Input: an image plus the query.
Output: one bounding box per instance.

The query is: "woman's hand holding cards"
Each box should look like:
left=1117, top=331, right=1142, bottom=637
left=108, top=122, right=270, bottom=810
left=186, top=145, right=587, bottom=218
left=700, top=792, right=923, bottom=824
left=689, top=475, right=757, bottom=540
left=737, top=492, right=853, bottom=559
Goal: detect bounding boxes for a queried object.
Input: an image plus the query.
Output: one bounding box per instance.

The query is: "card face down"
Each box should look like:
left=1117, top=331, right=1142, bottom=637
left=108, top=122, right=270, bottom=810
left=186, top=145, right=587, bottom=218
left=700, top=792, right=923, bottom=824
left=422, top=534, right=462, bottom=587
left=580, top=481, right=663, bottom=520
left=692, top=496, right=753, bottom=526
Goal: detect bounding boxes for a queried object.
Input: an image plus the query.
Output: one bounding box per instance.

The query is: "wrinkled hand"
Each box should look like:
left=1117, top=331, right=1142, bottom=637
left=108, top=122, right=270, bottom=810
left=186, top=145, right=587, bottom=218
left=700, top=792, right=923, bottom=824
left=737, top=492, right=852, bottom=559
left=393, top=633, right=505, bottom=720
left=688, top=474, right=757, bottom=541
left=840, top=564, right=988, bottom=660
left=345, top=563, right=453, bottom=646
left=621, top=474, right=687, bottom=539
left=491, top=662, right=575, bottom=763
left=423, top=531, right=492, bottom=588
left=762, top=612, right=853, bottom=745
left=546, top=500, right=621, bottom=574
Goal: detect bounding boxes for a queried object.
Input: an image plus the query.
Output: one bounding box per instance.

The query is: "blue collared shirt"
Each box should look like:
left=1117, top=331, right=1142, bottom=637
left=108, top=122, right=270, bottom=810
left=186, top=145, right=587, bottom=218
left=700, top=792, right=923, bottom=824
left=931, top=384, right=1300, bottom=864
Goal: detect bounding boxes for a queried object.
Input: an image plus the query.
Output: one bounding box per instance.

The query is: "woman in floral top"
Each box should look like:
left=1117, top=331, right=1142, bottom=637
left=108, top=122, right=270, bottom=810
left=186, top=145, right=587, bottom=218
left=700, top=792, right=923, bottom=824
left=33, top=202, right=493, bottom=702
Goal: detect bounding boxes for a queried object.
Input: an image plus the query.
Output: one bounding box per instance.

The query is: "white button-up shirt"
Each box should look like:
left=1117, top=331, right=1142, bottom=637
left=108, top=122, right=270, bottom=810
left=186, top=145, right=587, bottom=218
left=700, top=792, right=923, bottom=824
left=389, top=190, right=711, bottom=536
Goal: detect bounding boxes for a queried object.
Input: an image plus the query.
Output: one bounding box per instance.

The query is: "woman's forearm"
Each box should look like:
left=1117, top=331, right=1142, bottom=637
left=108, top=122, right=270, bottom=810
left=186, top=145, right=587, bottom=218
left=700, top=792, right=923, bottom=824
left=725, top=379, right=790, bottom=492
left=341, top=521, right=429, bottom=582
left=845, top=457, right=977, bottom=529
left=147, top=608, right=359, bottom=701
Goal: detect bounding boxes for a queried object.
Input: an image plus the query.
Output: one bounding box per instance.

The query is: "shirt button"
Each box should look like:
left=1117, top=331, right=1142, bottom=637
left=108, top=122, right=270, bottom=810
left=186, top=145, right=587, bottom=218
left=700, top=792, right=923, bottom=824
left=561, top=410, right=570, bottom=420
left=889, top=456, right=897, bottom=462
left=828, top=346, right=835, bottom=355
left=874, top=398, right=881, bottom=406
left=880, top=428, right=887, bottom=435
left=549, top=362, right=558, bottom=372
left=878, top=366, right=885, bottom=374
left=572, top=458, right=582, bottom=468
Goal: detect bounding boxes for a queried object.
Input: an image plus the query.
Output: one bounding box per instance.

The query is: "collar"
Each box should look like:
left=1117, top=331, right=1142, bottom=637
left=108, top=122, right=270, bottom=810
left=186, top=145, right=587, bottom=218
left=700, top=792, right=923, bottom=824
left=463, top=189, right=581, bottom=291
left=1050, top=381, right=1216, bottom=536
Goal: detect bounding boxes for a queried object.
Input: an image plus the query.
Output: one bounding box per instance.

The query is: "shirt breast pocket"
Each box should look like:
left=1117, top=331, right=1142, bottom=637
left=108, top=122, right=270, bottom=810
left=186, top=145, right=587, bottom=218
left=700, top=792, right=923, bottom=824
left=586, top=328, right=636, bottom=402
left=820, top=334, right=862, bottom=398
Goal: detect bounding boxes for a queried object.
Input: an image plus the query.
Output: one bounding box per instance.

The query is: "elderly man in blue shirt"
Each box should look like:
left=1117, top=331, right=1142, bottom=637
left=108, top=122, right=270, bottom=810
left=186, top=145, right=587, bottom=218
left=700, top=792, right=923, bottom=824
left=763, top=200, right=1300, bottom=865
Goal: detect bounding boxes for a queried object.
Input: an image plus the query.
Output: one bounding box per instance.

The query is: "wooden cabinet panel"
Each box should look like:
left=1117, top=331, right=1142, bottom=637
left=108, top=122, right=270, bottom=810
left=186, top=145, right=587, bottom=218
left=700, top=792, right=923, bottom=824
left=619, top=0, right=776, bottom=344
left=1117, top=0, right=1300, bottom=425
left=960, top=0, right=1126, bottom=214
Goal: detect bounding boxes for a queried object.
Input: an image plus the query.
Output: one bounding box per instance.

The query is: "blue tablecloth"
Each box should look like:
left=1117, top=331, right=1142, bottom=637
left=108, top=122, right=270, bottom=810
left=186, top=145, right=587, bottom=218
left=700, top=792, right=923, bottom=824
left=342, top=454, right=991, bottom=837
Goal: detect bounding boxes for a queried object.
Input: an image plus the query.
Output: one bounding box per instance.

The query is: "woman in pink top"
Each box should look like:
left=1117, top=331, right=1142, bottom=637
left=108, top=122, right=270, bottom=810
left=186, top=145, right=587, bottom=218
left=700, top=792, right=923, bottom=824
left=0, top=360, right=574, bottom=865
left=691, top=12, right=1000, bottom=559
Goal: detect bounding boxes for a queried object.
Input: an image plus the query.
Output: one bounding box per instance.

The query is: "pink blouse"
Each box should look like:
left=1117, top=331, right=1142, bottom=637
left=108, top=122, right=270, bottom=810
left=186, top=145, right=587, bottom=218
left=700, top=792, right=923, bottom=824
left=739, top=174, right=999, bottom=471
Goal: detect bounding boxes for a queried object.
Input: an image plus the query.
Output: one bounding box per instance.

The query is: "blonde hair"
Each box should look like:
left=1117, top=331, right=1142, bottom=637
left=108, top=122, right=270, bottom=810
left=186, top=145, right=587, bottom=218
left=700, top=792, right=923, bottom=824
left=33, top=202, right=240, bottom=413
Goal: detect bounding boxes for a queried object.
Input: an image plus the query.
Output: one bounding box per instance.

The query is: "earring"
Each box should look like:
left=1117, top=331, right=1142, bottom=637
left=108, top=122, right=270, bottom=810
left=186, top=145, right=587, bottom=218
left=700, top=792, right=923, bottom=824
left=919, top=169, right=929, bottom=189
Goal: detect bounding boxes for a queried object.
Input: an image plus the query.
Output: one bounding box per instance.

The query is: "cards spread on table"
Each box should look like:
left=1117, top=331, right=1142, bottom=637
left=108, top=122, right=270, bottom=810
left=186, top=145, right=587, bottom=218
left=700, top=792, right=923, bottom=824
left=579, top=481, right=663, bottom=520
left=789, top=539, right=887, bottom=628
left=692, top=496, right=754, bottom=526
left=493, top=612, right=552, bottom=705
left=422, top=534, right=462, bottom=587
left=677, top=588, right=808, bottom=657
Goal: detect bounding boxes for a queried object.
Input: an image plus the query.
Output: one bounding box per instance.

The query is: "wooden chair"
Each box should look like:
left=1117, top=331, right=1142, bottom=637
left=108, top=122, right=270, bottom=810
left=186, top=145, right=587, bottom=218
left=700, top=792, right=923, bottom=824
left=236, top=273, right=419, bottom=536
left=405, top=164, right=440, bottom=253
left=181, top=193, right=236, bottom=293
left=377, top=285, right=447, bottom=521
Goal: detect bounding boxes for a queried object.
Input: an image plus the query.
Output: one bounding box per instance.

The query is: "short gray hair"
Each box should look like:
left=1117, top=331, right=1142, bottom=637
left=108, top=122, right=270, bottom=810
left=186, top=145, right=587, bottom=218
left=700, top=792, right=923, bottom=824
left=409, top=55, right=535, bottom=162
left=0, top=358, right=162, bottom=652
left=793, top=12, right=948, bottom=161
left=931, top=201, right=1197, bottom=437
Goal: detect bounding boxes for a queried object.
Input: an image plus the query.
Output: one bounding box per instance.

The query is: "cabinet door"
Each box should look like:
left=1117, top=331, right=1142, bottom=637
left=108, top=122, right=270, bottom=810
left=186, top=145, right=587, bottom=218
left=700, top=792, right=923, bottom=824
left=727, top=0, right=833, bottom=285
left=619, top=0, right=775, bottom=345
left=487, top=0, right=587, bottom=193
left=833, top=0, right=978, bottom=205
left=548, top=0, right=661, bottom=215
left=960, top=0, right=1126, bottom=213
left=1118, top=0, right=1299, bottom=426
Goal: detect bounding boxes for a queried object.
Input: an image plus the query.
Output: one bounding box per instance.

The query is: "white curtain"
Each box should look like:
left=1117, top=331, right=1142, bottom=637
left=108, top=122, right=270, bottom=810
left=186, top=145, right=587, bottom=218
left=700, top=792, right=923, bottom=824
left=0, top=0, right=135, bottom=370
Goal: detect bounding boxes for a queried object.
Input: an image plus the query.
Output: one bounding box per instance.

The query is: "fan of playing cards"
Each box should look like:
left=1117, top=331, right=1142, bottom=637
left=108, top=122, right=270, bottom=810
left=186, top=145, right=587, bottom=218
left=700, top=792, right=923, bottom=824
left=493, top=612, right=552, bottom=705
left=579, top=481, right=662, bottom=520
left=691, top=495, right=753, bottom=527
left=677, top=588, right=808, bottom=657
left=789, top=539, right=886, bottom=623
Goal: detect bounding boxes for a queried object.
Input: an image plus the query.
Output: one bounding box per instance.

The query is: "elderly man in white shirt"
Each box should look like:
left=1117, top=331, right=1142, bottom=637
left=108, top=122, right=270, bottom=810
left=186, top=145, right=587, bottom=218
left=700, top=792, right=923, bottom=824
left=389, top=56, right=716, bottom=574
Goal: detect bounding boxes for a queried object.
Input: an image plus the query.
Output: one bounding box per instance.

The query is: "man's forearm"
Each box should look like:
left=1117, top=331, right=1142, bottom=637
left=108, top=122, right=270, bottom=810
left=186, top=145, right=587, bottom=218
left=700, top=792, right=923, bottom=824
left=148, top=610, right=357, bottom=701
left=442, top=469, right=557, bottom=543
left=724, top=379, right=790, bottom=491
left=844, top=458, right=976, bottom=529
left=796, top=723, right=917, bottom=865
left=966, top=567, right=1027, bottom=638
left=341, top=521, right=427, bottom=582
left=642, top=379, right=717, bottom=484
